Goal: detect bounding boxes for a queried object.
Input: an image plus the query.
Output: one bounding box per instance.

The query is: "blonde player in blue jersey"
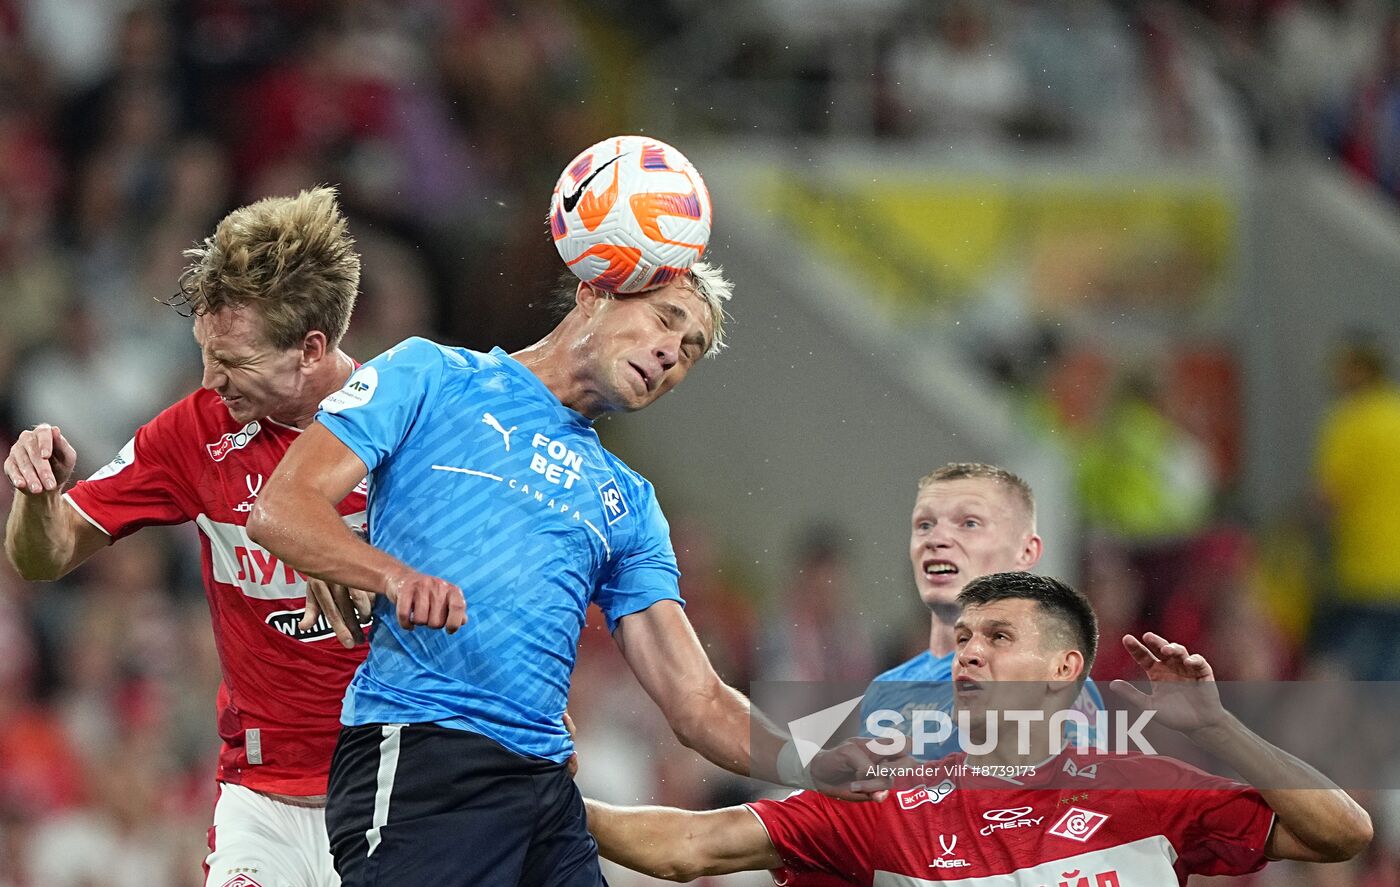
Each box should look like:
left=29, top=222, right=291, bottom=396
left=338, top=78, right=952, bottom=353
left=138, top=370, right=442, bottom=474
left=248, top=265, right=896, bottom=886
left=859, top=463, right=1103, bottom=755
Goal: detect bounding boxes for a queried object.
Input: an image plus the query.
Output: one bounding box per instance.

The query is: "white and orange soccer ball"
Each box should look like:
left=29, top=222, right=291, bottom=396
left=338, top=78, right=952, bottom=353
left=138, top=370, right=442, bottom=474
left=549, top=135, right=712, bottom=294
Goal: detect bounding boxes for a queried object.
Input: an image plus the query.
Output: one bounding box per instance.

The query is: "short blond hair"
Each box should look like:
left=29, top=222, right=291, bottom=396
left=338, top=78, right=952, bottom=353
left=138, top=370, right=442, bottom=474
left=919, top=462, right=1036, bottom=526
left=180, top=186, right=360, bottom=349
left=551, top=261, right=734, bottom=357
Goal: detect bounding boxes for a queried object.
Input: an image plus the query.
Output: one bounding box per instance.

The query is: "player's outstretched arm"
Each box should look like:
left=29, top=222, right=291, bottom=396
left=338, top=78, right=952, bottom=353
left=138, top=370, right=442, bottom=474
left=1112, top=633, right=1372, bottom=863
left=248, top=424, right=466, bottom=633
left=4, top=424, right=107, bottom=580
left=584, top=799, right=779, bottom=881
left=615, top=601, right=892, bottom=801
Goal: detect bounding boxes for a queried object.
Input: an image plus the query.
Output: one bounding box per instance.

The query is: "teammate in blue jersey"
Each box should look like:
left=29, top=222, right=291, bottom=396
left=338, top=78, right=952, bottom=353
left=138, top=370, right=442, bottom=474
left=859, top=463, right=1103, bottom=757
left=248, top=265, right=892, bottom=887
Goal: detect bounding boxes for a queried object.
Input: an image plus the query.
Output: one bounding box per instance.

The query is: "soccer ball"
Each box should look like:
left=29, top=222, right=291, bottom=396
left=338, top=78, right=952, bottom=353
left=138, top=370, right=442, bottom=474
left=549, top=135, right=712, bottom=294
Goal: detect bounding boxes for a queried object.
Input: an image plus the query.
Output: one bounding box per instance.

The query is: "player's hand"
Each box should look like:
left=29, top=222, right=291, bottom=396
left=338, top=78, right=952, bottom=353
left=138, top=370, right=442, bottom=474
left=383, top=569, right=467, bottom=633
left=301, top=578, right=373, bottom=648
left=5, top=424, right=78, bottom=495
left=809, top=737, right=907, bottom=802
left=563, top=711, right=579, bottom=778
left=1109, top=632, right=1228, bottom=736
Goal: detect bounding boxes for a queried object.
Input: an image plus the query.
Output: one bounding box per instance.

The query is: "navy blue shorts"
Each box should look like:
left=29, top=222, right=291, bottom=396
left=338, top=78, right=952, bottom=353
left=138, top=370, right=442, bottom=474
left=326, top=724, right=607, bottom=887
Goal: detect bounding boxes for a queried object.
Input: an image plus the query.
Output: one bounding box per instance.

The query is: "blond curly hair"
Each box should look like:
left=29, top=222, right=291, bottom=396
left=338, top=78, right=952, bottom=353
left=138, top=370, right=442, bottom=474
left=180, top=185, right=360, bottom=349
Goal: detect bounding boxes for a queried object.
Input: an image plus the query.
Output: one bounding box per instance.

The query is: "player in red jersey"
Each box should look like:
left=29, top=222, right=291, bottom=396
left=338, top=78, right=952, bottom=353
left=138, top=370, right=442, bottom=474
left=4, top=187, right=370, bottom=887
left=584, top=572, right=1372, bottom=885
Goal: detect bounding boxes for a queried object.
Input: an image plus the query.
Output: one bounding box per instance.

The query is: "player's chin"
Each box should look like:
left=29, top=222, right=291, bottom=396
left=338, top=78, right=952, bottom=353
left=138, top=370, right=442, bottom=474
left=220, top=397, right=251, bottom=421
left=916, top=585, right=960, bottom=612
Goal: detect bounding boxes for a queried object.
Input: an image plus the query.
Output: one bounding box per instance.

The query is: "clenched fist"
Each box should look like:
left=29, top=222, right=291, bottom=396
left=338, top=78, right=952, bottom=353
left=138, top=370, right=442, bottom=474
left=5, top=425, right=78, bottom=495
left=384, top=569, right=467, bottom=633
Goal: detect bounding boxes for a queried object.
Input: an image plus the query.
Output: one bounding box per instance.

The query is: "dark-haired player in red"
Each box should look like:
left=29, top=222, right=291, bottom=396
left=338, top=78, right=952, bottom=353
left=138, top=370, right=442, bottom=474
left=4, top=187, right=369, bottom=887
left=584, top=572, right=1372, bottom=885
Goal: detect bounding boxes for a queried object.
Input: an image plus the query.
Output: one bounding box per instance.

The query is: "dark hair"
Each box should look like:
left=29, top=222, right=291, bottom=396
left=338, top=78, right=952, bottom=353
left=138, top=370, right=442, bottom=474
left=957, top=572, right=1098, bottom=677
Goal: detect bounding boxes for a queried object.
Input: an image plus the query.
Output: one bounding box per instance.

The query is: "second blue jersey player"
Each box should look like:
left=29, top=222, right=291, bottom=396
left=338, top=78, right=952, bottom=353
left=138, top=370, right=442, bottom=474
left=858, top=464, right=1103, bottom=758
left=250, top=265, right=894, bottom=886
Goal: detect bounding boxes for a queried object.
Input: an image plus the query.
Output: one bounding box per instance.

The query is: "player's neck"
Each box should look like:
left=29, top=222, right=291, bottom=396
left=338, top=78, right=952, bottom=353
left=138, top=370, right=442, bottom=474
left=928, top=611, right=957, bottom=658
left=511, top=335, right=604, bottom=419
left=268, top=350, right=356, bottom=429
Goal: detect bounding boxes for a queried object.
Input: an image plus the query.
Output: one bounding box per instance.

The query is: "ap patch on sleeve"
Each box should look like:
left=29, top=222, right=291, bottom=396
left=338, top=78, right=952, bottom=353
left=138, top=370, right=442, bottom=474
left=321, top=366, right=378, bottom=414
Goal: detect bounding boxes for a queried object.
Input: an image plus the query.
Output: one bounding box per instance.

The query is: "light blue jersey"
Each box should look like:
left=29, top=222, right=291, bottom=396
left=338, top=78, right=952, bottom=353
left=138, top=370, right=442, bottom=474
left=859, top=650, right=1105, bottom=759
left=317, top=338, right=682, bottom=762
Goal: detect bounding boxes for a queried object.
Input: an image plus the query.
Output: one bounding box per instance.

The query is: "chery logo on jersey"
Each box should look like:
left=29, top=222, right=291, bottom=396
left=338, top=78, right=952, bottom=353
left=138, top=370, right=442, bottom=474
left=1049, top=806, right=1111, bottom=843
left=897, top=779, right=955, bottom=810
left=980, top=805, right=1044, bottom=836
left=207, top=421, right=262, bottom=462
left=598, top=478, right=629, bottom=525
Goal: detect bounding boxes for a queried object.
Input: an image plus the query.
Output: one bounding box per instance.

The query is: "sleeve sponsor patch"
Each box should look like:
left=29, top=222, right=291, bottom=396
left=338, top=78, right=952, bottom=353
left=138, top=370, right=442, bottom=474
left=321, top=366, right=379, bottom=414
left=87, top=436, right=136, bottom=481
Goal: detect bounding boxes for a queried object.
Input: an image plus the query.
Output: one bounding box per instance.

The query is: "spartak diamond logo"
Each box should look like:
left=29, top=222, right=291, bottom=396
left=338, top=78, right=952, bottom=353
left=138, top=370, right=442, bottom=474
left=1048, top=806, right=1110, bottom=843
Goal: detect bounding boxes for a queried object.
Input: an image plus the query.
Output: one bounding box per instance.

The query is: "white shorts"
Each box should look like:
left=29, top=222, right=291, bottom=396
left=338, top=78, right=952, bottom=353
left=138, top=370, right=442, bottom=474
left=205, top=782, right=339, bottom=887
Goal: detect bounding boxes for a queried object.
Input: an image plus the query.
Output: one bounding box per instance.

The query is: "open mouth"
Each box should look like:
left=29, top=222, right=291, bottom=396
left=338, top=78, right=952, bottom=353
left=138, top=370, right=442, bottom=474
left=954, top=676, right=983, bottom=697
left=924, top=560, right=959, bottom=580
left=627, top=362, right=653, bottom=392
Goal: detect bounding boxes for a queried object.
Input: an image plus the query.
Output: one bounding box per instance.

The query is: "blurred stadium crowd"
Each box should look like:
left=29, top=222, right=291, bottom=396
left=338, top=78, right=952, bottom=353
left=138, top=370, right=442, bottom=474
left=0, top=0, right=1398, bottom=885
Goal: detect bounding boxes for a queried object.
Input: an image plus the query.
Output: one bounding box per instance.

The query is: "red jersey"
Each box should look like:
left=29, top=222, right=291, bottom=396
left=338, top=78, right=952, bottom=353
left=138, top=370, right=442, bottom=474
left=65, top=388, right=369, bottom=797
left=747, top=750, right=1275, bottom=886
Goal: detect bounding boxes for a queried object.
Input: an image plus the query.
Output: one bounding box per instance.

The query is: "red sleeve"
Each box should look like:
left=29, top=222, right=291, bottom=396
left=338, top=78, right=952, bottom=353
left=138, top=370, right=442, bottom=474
left=1147, top=757, right=1275, bottom=878
left=65, top=405, right=194, bottom=539
left=745, top=791, right=868, bottom=884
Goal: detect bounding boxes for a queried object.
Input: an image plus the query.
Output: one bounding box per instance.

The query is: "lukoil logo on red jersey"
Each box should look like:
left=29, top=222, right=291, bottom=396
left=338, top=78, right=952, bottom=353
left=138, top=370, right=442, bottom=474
left=1049, top=806, right=1111, bottom=843
left=197, top=513, right=367, bottom=602
left=207, top=421, right=262, bottom=462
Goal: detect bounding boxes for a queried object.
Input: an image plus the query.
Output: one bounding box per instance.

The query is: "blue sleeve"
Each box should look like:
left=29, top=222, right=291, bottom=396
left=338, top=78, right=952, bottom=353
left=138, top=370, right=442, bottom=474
left=593, top=482, right=682, bottom=633
left=1068, top=678, right=1106, bottom=746
left=316, top=337, right=444, bottom=473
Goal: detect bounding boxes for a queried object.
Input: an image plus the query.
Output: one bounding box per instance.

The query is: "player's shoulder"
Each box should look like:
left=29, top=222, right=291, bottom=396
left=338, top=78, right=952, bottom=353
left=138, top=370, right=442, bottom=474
left=372, top=336, right=464, bottom=371
left=146, top=388, right=239, bottom=439
left=871, top=650, right=945, bottom=685
left=596, top=448, right=657, bottom=499
left=1056, top=748, right=1210, bottom=788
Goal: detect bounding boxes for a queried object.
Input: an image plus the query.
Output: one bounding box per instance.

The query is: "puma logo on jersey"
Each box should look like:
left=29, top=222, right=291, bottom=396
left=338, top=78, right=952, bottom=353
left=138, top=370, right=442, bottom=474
left=483, top=413, right=517, bottom=451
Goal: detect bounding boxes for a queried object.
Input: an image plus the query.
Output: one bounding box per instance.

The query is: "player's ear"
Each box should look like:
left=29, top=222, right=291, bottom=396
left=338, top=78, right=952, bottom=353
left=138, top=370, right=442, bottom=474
left=1053, top=649, right=1085, bottom=684
left=300, top=330, right=329, bottom=367
left=1018, top=533, right=1043, bottom=569
left=575, top=282, right=605, bottom=317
